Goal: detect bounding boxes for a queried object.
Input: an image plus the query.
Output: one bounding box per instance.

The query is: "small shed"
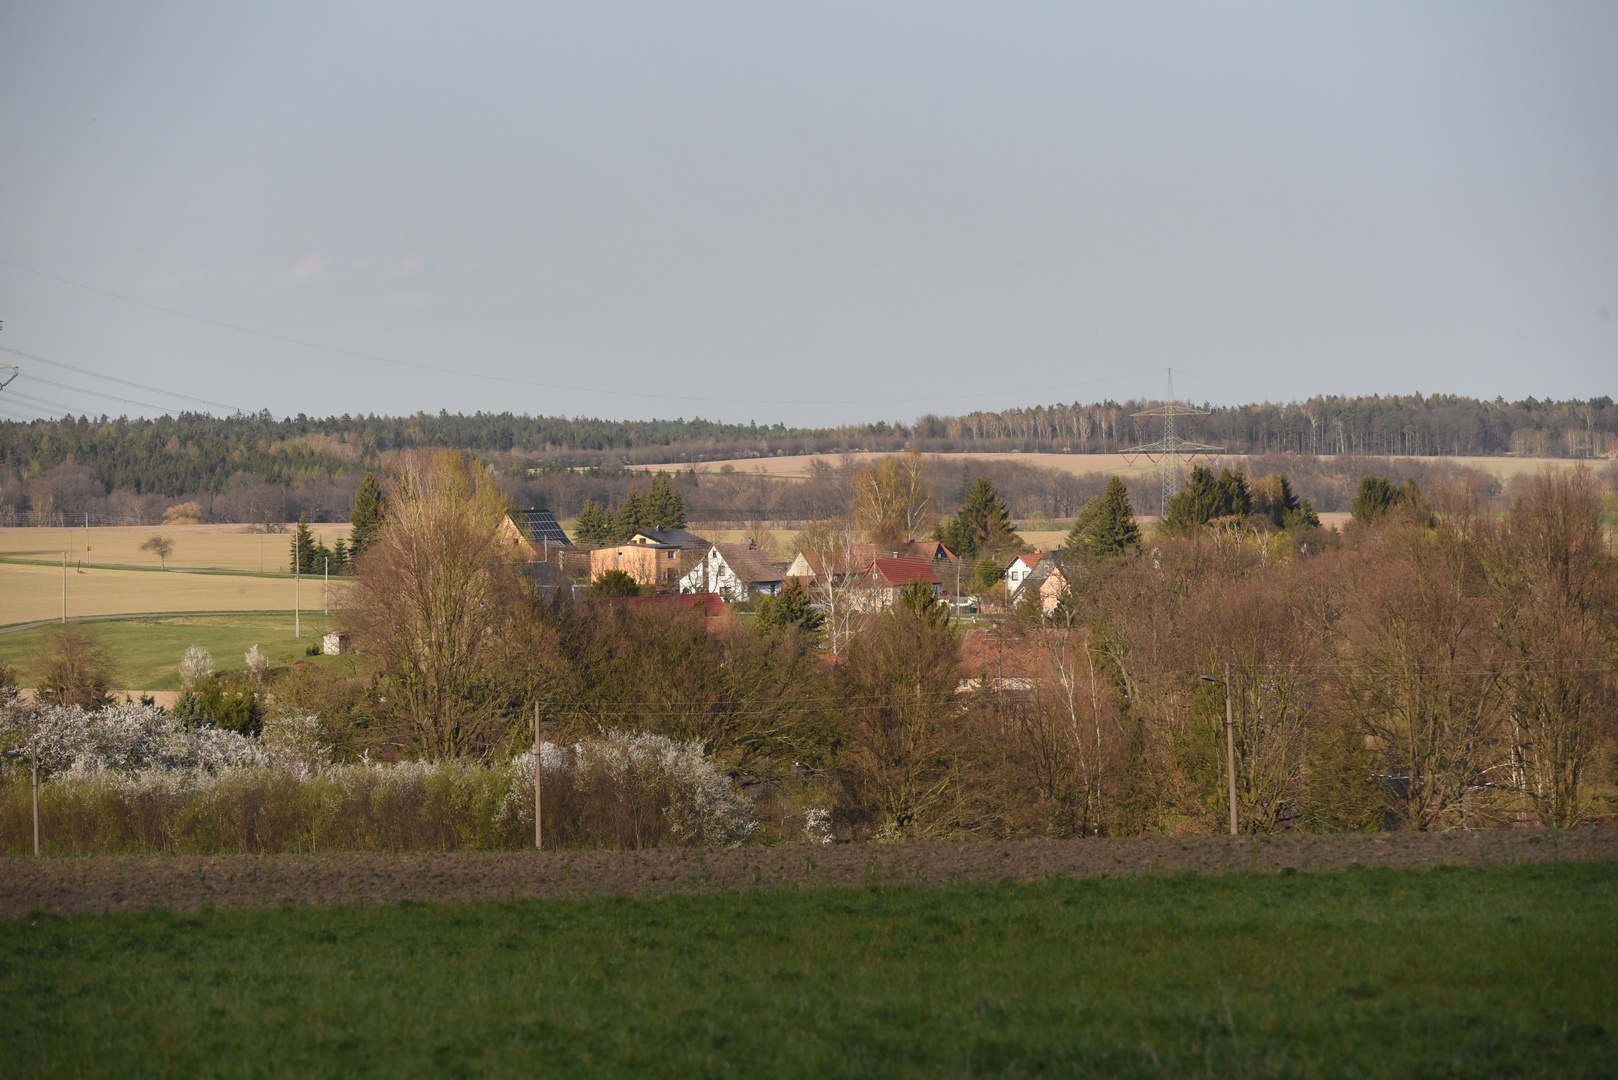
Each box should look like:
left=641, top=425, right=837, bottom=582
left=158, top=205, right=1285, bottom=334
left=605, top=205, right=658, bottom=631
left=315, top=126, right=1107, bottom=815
left=321, top=631, right=351, bottom=656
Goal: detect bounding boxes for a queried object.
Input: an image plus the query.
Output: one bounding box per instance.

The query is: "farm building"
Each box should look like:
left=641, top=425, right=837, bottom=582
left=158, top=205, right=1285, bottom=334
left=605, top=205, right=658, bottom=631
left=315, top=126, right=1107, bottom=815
left=590, top=528, right=710, bottom=588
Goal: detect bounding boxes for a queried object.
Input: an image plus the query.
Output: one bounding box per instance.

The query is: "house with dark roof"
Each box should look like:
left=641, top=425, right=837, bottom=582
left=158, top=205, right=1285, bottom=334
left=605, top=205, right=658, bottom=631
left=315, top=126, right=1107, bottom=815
left=680, top=542, right=786, bottom=602
left=589, top=527, right=711, bottom=588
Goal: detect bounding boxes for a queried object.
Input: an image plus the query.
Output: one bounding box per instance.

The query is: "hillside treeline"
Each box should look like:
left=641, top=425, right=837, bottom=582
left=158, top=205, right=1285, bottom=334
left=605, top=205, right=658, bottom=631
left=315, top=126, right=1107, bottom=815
left=0, top=392, right=1612, bottom=524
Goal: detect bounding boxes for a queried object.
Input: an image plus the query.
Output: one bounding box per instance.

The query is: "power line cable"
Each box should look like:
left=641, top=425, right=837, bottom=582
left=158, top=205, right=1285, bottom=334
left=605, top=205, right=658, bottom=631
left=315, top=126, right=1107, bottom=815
left=0, top=345, right=242, bottom=412
left=13, top=373, right=178, bottom=414
left=0, top=257, right=1152, bottom=409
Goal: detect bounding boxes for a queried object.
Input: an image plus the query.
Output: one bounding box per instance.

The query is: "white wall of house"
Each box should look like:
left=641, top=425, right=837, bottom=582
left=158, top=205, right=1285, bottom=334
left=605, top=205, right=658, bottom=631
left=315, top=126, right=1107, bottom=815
left=679, top=547, right=782, bottom=602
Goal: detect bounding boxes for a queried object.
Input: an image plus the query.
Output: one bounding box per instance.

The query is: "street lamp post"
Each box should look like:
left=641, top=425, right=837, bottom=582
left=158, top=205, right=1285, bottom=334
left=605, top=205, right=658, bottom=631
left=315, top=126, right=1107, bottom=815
left=1200, top=663, right=1238, bottom=836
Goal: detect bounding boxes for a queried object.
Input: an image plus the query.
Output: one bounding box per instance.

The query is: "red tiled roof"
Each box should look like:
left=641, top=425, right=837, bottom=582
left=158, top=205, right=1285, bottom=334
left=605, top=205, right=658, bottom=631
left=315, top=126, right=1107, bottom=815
left=609, top=592, right=728, bottom=618
left=871, top=556, right=941, bottom=587
left=1011, top=552, right=1048, bottom=570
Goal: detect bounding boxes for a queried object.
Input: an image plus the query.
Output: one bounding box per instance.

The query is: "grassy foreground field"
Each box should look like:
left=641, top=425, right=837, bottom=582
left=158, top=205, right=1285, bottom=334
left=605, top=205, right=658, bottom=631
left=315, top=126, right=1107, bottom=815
left=2, top=863, right=1612, bottom=1078
left=0, top=613, right=345, bottom=690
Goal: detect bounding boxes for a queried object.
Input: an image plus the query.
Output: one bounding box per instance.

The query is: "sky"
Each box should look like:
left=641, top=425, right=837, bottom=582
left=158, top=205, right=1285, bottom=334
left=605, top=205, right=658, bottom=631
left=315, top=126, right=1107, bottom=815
left=0, top=2, right=1614, bottom=427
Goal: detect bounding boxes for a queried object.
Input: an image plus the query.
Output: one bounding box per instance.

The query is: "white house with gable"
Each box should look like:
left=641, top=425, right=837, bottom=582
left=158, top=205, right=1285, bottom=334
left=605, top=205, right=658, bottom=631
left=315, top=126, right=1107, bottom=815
left=679, top=542, right=785, bottom=602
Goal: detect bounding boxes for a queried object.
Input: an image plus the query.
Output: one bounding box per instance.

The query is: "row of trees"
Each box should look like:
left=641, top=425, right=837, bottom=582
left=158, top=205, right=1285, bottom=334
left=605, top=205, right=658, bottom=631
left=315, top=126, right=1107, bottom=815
left=311, top=448, right=1616, bottom=838
left=3, top=392, right=1612, bottom=518
left=570, top=472, right=687, bottom=546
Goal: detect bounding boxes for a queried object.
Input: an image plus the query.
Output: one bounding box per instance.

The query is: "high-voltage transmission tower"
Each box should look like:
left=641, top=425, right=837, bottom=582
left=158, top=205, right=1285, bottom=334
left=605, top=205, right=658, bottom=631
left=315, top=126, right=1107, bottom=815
left=1122, top=369, right=1223, bottom=514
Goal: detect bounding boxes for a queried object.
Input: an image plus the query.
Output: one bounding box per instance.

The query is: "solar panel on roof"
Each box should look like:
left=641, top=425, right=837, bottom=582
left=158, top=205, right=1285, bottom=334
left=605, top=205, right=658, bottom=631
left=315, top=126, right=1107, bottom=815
left=519, top=510, right=571, bottom=545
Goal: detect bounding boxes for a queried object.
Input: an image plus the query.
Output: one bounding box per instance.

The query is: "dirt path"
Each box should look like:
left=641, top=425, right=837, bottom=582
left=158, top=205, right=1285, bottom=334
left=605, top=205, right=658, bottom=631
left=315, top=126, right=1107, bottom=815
left=3, top=829, right=1613, bottom=918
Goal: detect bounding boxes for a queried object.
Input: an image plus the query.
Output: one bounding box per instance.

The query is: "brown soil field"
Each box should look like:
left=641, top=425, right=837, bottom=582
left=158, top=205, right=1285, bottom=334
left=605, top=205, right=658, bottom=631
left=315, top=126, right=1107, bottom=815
left=0, top=522, right=350, bottom=573
left=4, top=828, right=1611, bottom=918
left=627, top=451, right=1596, bottom=483
left=0, top=563, right=345, bottom=625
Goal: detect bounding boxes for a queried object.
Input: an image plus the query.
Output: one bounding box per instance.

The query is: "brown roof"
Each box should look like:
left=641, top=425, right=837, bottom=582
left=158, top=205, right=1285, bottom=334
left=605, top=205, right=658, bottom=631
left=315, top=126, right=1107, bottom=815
left=1011, top=552, right=1049, bottom=570
left=959, top=626, right=1077, bottom=679
left=900, top=540, right=959, bottom=562
left=871, top=556, right=941, bottom=587
left=795, top=542, right=878, bottom=578
left=713, top=543, right=784, bottom=584
left=609, top=592, right=728, bottom=618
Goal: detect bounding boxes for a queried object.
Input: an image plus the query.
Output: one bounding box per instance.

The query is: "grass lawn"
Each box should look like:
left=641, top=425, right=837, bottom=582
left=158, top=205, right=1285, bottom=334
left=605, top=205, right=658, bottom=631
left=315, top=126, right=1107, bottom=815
left=0, top=613, right=355, bottom=690
left=2, top=862, right=1612, bottom=1078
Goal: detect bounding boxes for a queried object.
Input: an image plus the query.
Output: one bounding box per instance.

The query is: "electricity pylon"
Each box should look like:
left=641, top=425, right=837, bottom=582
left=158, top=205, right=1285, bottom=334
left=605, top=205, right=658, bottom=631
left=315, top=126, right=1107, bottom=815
left=1121, top=369, right=1223, bottom=515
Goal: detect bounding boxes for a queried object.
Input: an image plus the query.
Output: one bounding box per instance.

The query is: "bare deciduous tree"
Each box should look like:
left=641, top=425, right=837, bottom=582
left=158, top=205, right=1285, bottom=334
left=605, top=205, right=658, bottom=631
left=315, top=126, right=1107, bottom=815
left=343, top=448, right=524, bottom=758
left=139, top=535, right=175, bottom=568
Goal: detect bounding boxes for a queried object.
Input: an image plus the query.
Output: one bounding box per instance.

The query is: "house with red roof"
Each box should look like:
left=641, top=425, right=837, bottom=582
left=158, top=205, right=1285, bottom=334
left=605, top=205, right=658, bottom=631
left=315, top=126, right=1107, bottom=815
left=855, top=556, right=943, bottom=610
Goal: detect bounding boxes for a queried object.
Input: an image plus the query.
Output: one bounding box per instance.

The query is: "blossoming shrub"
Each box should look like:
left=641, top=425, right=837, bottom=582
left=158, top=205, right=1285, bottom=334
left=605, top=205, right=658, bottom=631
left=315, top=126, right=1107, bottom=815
left=503, top=731, right=757, bottom=849
left=0, top=702, right=756, bottom=854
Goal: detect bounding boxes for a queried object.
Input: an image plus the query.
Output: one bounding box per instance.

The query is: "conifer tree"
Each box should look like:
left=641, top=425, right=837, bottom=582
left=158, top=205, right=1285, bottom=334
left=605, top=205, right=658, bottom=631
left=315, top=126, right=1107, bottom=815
left=755, top=577, right=823, bottom=635
left=1162, top=467, right=1252, bottom=534
left=1064, top=476, right=1141, bottom=557
left=349, top=472, right=384, bottom=556
left=642, top=471, right=686, bottom=530
left=1352, top=475, right=1403, bottom=523
left=933, top=477, right=1020, bottom=559
left=573, top=499, right=611, bottom=546
left=289, top=514, right=316, bottom=574
left=612, top=488, right=645, bottom=542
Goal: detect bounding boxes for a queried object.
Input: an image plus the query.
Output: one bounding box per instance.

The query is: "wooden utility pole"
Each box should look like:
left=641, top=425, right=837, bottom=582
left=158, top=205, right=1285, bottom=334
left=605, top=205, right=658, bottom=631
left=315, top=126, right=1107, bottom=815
left=61, top=551, right=66, bottom=623
left=1224, top=661, right=1238, bottom=836
left=324, top=556, right=329, bottom=616
left=294, top=549, right=300, bottom=639
left=543, top=705, right=550, bottom=848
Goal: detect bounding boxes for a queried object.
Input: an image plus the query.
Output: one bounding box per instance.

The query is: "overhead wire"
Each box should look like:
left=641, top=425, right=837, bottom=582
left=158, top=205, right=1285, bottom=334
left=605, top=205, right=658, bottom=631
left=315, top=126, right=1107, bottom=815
left=0, top=257, right=1152, bottom=409
left=0, top=344, right=242, bottom=412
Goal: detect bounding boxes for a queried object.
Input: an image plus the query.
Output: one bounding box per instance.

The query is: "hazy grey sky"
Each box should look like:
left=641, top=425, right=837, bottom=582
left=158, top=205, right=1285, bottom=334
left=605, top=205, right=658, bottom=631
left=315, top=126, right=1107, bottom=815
left=1, top=2, right=1614, bottom=426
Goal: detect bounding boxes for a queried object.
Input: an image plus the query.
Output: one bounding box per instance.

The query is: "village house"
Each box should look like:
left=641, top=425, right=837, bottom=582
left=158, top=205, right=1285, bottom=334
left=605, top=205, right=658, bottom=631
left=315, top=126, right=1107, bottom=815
left=679, top=542, right=785, bottom=602
left=1008, top=557, right=1070, bottom=613
left=1004, top=551, right=1050, bottom=591
left=589, top=527, right=710, bottom=588
left=856, top=556, right=942, bottom=610
left=499, top=509, right=574, bottom=561
left=957, top=625, right=1057, bottom=691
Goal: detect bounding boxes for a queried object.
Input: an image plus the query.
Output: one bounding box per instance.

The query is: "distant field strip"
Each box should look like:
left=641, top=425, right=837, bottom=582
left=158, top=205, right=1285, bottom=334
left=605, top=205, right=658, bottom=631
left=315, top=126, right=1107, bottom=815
left=0, top=522, right=350, bottom=573
left=0, top=563, right=343, bottom=626
left=4, top=829, right=1610, bottom=917
left=630, top=451, right=1593, bottom=480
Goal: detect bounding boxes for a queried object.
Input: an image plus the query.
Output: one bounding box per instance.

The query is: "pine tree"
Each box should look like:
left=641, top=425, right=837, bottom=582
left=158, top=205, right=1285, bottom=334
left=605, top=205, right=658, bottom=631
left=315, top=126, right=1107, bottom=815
left=933, top=477, right=1020, bottom=559
left=330, top=536, right=351, bottom=574
left=612, top=488, right=645, bottom=542
left=289, top=514, right=316, bottom=574
left=350, top=472, right=384, bottom=556
left=756, top=577, right=823, bottom=635
left=1352, top=475, right=1403, bottom=523
left=644, top=472, right=687, bottom=530
left=1064, top=476, right=1141, bottom=557
left=1163, top=466, right=1252, bottom=534
left=574, top=499, right=611, bottom=546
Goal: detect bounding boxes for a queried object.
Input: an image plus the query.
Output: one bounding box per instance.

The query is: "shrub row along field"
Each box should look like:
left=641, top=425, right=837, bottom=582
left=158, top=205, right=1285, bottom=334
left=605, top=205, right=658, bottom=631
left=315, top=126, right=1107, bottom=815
left=3, top=863, right=1613, bottom=1078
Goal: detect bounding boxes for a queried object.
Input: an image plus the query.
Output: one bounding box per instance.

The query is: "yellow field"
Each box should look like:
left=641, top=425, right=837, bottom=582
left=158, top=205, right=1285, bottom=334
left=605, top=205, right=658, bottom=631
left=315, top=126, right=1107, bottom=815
left=628, top=452, right=1601, bottom=483
left=0, top=563, right=346, bottom=627
left=0, top=522, right=351, bottom=573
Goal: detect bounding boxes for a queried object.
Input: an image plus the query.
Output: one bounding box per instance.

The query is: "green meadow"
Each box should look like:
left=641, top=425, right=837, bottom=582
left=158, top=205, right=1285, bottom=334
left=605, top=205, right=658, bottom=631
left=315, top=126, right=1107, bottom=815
left=3, top=862, right=1613, bottom=1078
left=0, top=613, right=350, bottom=690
